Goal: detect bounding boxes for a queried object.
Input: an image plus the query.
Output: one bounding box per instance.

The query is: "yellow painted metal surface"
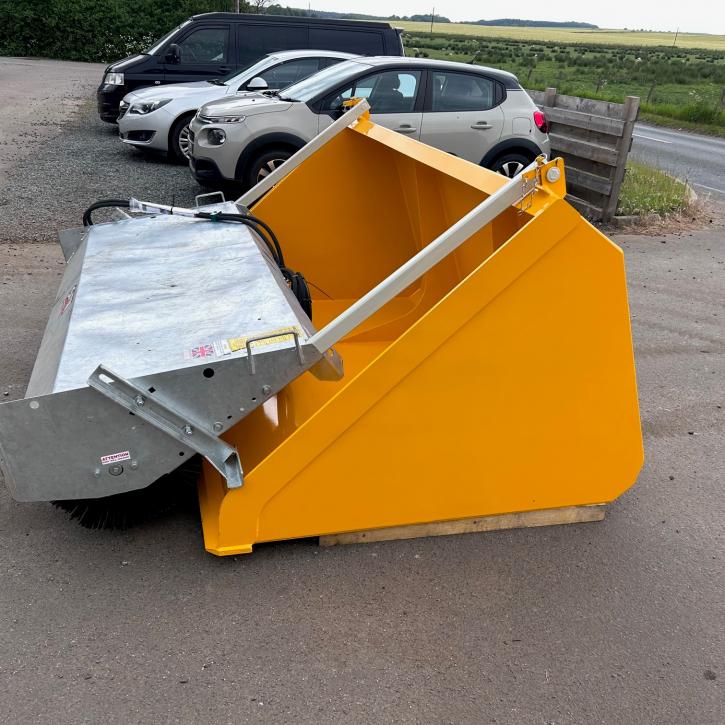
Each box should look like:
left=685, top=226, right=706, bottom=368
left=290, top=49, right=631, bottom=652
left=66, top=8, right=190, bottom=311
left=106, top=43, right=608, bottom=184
left=197, top=114, right=643, bottom=556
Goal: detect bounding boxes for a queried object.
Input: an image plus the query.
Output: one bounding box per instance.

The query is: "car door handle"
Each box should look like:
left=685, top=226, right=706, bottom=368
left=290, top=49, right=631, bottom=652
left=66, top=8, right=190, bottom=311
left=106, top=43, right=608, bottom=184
left=394, top=125, right=417, bottom=134
left=471, top=122, right=493, bottom=130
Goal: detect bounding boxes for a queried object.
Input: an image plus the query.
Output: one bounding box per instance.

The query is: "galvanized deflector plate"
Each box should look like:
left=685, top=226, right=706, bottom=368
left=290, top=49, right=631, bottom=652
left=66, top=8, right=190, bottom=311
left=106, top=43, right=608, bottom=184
left=88, top=365, right=244, bottom=489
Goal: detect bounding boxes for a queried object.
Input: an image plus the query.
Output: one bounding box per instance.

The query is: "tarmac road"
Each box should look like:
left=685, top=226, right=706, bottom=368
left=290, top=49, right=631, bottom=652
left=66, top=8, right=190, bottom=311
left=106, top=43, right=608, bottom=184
left=632, top=123, right=725, bottom=198
left=0, top=58, right=723, bottom=724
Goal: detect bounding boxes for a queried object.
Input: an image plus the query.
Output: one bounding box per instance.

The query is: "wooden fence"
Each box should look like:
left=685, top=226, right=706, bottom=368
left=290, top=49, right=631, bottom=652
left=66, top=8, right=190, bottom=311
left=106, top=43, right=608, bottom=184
left=527, top=88, right=640, bottom=222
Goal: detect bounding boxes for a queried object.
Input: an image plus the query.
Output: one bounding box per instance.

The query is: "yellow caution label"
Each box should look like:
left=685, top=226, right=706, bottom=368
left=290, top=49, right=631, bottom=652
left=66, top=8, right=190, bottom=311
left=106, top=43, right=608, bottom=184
left=228, top=326, right=304, bottom=353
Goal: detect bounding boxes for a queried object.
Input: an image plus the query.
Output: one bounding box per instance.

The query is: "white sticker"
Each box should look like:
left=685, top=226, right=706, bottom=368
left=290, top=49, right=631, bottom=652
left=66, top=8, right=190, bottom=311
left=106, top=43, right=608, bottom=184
left=101, top=450, right=131, bottom=465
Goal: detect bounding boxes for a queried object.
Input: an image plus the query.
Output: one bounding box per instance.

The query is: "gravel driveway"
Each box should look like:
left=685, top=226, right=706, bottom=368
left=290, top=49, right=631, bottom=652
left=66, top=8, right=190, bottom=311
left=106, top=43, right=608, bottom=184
left=0, top=57, right=104, bottom=185
left=0, top=58, right=204, bottom=244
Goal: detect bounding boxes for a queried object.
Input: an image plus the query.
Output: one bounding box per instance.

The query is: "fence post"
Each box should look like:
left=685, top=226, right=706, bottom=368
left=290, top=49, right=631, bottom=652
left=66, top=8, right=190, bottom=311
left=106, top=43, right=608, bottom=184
left=543, top=87, right=556, bottom=108
left=602, top=95, right=639, bottom=222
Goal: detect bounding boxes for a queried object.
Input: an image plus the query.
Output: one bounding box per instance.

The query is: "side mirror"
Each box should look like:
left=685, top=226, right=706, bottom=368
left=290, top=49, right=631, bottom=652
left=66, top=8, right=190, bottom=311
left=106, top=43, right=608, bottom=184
left=246, top=76, right=268, bottom=91
left=165, top=43, right=181, bottom=64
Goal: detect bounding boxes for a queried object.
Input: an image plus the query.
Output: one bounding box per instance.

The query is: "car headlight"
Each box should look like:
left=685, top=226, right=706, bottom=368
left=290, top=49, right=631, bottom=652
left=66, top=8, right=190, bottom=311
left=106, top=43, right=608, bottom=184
left=104, top=72, right=124, bottom=85
left=207, top=129, right=226, bottom=146
left=198, top=113, right=246, bottom=124
left=129, top=98, right=172, bottom=115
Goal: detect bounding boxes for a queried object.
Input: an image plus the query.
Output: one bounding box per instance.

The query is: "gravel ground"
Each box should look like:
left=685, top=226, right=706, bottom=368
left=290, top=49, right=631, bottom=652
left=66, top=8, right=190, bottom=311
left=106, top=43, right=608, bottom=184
left=0, top=101, right=203, bottom=243
left=0, top=57, right=105, bottom=186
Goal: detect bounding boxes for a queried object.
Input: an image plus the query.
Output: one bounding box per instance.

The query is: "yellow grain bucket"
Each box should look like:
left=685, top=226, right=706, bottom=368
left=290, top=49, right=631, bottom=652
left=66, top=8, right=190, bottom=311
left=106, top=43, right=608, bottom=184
left=198, top=101, right=643, bottom=555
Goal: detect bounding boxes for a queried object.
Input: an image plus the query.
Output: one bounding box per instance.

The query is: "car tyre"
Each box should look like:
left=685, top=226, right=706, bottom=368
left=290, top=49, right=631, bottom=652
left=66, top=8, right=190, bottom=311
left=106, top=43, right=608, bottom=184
left=245, top=148, right=293, bottom=189
left=169, top=113, right=195, bottom=163
left=488, top=152, right=532, bottom=178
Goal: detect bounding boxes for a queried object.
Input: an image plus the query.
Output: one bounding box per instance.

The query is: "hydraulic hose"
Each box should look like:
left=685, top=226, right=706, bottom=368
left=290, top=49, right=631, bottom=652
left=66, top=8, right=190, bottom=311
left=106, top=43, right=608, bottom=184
left=82, top=199, right=131, bottom=226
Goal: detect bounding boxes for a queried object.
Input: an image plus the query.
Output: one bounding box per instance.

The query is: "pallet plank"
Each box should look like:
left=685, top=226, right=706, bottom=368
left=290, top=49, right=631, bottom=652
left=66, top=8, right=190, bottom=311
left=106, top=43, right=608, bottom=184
left=545, top=106, right=625, bottom=137
left=319, top=505, right=606, bottom=547
left=549, top=133, right=620, bottom=166
left=566, top=167, right=613, bottom=196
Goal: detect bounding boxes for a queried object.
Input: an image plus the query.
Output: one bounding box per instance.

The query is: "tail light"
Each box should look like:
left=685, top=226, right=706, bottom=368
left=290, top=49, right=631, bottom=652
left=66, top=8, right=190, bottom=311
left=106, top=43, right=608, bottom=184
left=534, top=110, right=549, bottom=134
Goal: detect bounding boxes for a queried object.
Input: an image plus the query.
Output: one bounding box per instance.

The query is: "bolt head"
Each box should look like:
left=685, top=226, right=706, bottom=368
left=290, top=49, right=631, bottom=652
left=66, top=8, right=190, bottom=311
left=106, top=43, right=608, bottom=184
left=108, top=464, right=124, bottom=476
left=135, top=395, right=145, bottom=406
left=183, top=425, right=193, bottom=436
left=546, top=167, right=561, bottom=183
left=213, top=422, right=223, bottom=432
left=262, top=385, right=272, bottom=395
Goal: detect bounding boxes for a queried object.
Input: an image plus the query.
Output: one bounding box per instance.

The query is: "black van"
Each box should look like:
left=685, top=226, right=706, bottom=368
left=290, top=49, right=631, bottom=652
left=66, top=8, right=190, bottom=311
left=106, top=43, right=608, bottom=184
left=97, top=13, right=404, bottom=122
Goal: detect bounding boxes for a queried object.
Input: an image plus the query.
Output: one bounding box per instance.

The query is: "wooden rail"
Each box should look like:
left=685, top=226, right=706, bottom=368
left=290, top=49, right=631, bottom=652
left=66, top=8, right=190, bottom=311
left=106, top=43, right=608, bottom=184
left=528, top=88, right=640, bottom=222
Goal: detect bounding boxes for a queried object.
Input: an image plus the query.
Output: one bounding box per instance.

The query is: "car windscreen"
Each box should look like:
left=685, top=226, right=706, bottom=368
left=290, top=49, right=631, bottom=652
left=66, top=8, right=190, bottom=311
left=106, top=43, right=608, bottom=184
left=278, top=60, right=372, bottom=102
left=221, top=55, right=274, bottom=84
left=145, top=19, right=193, bottom=55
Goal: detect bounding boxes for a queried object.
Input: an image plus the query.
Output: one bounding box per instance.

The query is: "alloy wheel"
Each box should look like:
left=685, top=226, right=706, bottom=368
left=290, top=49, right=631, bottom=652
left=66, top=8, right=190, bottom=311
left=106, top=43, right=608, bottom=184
left=257, top=158, right=286, bottom=182
left=178, top=125, right=192, bottom=159
left=498, top=160, right=525, bottom=178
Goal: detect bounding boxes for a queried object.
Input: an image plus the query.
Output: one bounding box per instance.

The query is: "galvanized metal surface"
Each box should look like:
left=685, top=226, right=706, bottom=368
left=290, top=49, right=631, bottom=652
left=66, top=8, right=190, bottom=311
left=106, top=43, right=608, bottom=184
left=0, top=206, right=331, bottom=501
left=88, top=364, right=244, bottom=489
left=27, top=204, right=314, bottom=396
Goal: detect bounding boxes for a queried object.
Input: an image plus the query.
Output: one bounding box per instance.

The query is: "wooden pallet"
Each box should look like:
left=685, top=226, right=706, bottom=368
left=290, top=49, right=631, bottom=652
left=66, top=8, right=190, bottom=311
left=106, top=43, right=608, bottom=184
left=319, top=505, right=606, bottom=548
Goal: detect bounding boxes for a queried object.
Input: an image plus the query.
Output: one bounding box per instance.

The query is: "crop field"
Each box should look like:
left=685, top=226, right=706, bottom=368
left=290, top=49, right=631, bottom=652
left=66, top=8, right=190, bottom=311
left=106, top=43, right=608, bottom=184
left=396, top=22, right=725, bottom=51
left=404, top=32, right=725, bottom=130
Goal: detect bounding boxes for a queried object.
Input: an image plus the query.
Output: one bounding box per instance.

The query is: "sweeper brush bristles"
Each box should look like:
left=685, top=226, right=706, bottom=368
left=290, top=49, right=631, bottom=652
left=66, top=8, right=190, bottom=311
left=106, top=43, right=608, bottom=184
left=51, top=458, right=201, bottom=530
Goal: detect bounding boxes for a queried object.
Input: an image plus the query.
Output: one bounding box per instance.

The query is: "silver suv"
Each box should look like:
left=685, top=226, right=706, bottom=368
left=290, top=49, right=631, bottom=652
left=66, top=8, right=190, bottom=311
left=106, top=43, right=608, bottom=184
left=189, top=57, right=550, bottom=189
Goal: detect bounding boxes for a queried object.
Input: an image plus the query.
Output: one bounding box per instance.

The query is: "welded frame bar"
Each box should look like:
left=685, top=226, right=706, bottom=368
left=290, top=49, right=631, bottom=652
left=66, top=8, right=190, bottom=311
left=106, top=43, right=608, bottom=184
left=236, top=99, right=371, bottom=208
left=87, top=365, right=244, bottom=488
left=309, top=160, right=540, bottom=354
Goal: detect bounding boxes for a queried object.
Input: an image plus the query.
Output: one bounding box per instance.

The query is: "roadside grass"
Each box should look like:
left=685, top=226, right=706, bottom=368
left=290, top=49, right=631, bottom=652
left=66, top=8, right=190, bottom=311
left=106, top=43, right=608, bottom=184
left=617, top=161, right=690, bottom=217
left=396, top=22, right=725, bottom=51
left=638, top=111, right=725, bottom=138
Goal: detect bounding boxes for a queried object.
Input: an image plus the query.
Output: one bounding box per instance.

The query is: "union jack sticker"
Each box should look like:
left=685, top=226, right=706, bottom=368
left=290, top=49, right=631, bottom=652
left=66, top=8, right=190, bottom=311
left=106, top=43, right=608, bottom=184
left=184, top=343, right=215, bottom=361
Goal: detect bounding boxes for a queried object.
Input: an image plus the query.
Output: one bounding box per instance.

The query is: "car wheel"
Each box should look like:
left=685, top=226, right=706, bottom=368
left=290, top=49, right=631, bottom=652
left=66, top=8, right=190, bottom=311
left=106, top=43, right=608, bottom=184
left=489, top=153, right=532, bottom=178
left=246, top=148, right=293, bottom=188
left=169, top=113, right=195, bottom=163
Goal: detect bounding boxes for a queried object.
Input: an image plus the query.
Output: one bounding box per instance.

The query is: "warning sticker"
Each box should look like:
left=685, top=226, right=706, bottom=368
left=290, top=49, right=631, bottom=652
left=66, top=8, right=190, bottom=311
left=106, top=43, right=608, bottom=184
left=101, top=450, right=131, bottom=465
left=183, top=326, right=304, bottom=361
left=228, top=325, right=304, bottom=353
left=59, top=285, right=76, bottom=316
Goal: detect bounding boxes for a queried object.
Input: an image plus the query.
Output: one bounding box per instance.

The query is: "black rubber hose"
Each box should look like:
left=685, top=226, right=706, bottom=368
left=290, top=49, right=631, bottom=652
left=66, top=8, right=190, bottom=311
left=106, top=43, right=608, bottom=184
left=282, top=267, right=312, bottom=319
left=82, top=199, right=131, bottom=226
left=195, top=212, right=284, bottom=266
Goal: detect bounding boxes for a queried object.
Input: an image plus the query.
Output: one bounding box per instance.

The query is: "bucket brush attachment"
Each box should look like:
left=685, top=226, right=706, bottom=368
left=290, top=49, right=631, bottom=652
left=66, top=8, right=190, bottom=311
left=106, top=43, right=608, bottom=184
left=0, top=101, right=643, bottom=553
left=0, top=198, right=340, bottom=527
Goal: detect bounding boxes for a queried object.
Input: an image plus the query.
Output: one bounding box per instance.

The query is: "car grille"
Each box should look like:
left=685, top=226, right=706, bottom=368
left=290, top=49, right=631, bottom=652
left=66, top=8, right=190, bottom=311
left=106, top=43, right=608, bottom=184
left=117, top=101, right=130, bottom=120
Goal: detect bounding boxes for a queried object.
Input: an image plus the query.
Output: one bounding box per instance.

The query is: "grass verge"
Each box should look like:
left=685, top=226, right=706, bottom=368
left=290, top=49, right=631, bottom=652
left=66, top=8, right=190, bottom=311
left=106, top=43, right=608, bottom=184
left=638, top=111, right=725, bottom=138
left=617, top=161, right=690, bottom=217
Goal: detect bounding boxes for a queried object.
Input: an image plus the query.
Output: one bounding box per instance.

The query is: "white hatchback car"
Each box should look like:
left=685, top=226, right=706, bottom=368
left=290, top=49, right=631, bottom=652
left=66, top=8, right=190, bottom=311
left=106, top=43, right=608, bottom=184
left=117, top=50, right=355, bottom=161
left=189, top=57, right=550, bottom=189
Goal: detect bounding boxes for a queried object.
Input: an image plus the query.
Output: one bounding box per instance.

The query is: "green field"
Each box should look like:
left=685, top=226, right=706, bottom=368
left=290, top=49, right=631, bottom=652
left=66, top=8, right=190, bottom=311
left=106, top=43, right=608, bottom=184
left=396, top=22, right=725, bottom=51
left=403, top=31, right=725, bottom=131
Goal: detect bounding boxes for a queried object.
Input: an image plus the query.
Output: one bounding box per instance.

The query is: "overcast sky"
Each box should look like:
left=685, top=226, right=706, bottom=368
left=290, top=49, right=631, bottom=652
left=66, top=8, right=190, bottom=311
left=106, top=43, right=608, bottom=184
left=306, top=0, right=725, bottom=35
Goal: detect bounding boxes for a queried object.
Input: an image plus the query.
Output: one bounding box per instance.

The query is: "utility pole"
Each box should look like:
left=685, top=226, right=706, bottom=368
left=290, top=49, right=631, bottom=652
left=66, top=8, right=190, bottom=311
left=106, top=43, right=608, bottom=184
left=430, top=6, right=434, bottom=33
left=672, top=27, right=679, bottom=47
left=234, top=0, right=239, bottom=12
